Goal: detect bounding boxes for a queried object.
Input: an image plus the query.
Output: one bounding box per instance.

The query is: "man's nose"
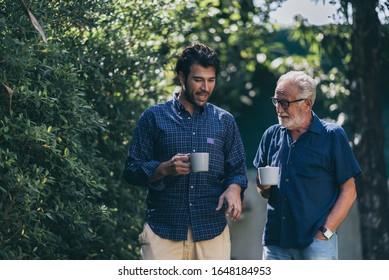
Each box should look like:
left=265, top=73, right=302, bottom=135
left=276, top=102, right=284, bottom=113
left=201, top=81, right=209, bottom=91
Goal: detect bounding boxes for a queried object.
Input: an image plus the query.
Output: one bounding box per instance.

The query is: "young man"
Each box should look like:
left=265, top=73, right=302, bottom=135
left=253, top=71, right=361, bottom=260
left=123, top=42, right=248, bottom=260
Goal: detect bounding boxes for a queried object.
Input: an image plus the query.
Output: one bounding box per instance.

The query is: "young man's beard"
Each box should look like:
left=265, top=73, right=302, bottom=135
left=183, top=82, right=210, bottom=108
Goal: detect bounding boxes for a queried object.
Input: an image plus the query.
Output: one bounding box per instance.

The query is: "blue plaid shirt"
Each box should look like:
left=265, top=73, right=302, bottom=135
left=124, top=93, right=248, bottom=242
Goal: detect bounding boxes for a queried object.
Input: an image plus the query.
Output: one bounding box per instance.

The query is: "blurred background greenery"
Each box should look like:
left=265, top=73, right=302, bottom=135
left=0, top=0, right=388, bottom=259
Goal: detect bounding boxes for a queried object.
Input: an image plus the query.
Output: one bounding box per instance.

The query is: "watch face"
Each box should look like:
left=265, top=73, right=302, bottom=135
left=321, top=227, right=333, bottom=239
left=323, top=230, right=332, bottom=239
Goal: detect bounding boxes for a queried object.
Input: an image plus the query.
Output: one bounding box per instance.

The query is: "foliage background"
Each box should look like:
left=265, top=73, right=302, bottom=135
left=0, top=0, right=388, bottom=259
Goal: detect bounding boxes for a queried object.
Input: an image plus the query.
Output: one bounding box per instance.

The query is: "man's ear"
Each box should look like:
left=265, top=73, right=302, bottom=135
left=178, top=72, right=185, bottom=87
left=305, top=98, right=313, bottom=110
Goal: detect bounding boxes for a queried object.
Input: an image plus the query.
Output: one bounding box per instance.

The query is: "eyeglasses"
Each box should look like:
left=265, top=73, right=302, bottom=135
left=270, top=97, right=306, bottom=109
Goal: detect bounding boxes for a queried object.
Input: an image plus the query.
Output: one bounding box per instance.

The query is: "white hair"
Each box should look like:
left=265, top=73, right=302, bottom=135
left=277, top=71, right=317, bottom=104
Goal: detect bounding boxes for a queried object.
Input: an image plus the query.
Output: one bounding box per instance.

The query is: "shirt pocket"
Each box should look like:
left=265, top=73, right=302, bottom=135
left=293, top=149, right=328, bottom=180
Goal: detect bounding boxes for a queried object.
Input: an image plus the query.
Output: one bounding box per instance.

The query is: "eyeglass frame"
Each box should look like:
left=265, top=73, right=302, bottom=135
left=270, top=97, right=307, bottom=109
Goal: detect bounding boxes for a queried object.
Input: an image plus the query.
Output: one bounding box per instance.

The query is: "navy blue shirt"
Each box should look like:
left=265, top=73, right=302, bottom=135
left=253, top=112, right=361, bottom=248
left=124, top=94, right=248, bottom=242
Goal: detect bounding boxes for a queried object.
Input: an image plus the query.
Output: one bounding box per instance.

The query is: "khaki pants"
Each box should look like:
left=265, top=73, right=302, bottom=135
left=138, top=223, right=231, bottom=260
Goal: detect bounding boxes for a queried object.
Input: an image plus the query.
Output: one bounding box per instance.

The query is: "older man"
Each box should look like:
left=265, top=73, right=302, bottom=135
left=253, top=71, right=361, bottom=260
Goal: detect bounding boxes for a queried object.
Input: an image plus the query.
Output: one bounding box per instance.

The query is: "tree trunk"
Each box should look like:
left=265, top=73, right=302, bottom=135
left=349, top=0, right=389, bottom=259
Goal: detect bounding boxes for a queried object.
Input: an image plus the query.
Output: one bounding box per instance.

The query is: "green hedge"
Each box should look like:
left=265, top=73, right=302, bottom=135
left=0, top=0, right=191, bottom=259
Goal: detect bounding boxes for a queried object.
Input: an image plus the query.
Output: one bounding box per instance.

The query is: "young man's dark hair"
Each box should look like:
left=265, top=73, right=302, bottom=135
left=175, top=42, right=221, bottom=79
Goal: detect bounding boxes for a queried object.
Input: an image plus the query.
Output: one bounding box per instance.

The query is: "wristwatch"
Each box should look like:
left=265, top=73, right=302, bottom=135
left=320, top=226, right=334, bottom=239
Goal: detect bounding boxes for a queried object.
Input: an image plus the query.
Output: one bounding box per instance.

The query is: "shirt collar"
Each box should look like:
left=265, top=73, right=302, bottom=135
left=173, top=92, right=186, bottom=113
left=307, top=111, right=322, bottom=134
left=173, top=92, right=206, bottom=115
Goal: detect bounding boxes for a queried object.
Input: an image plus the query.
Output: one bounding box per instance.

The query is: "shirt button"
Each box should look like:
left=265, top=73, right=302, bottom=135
left=190, top=186, right=194, bottom=189
left=192, top=132, right=195, bottom=135
left=192, top=149, right=196, bottom=152
left=285, top=178, right=289, bottom=182
left=189, top=203, right=193, bottom=206
left=282, top=216, right=286, bottom=220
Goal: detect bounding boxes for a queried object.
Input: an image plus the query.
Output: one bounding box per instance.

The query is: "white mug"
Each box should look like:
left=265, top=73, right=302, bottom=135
left=190, top=153, right=209, bottom=172
left=258, top=166, right=279, bottom=185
